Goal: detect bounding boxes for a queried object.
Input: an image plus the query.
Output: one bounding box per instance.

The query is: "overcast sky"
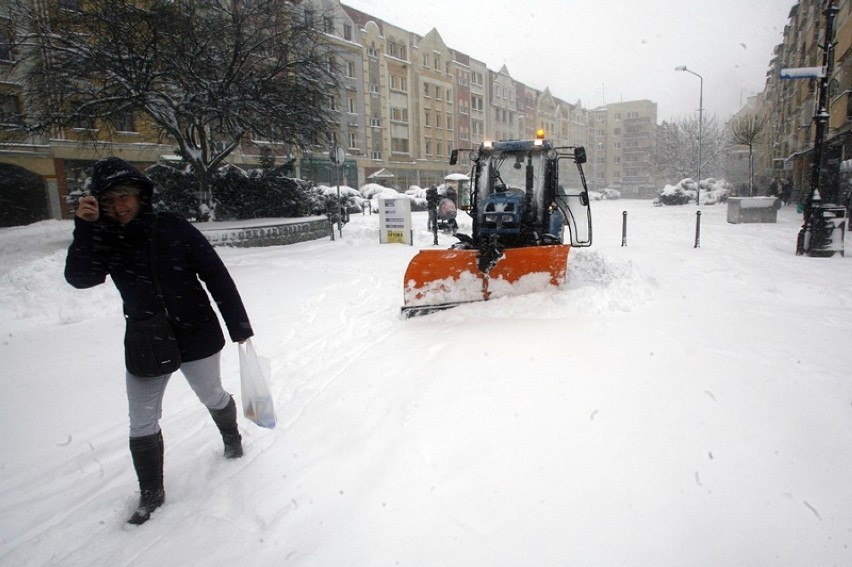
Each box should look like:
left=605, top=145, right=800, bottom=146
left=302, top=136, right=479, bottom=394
left=342, top=0, right=794, bottom=123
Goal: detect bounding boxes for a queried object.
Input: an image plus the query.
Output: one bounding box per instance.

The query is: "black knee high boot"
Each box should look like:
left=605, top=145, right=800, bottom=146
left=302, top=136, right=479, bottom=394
left=209, top=396, right=243, bottom=459
left=128, top=431, right=165, bottom=525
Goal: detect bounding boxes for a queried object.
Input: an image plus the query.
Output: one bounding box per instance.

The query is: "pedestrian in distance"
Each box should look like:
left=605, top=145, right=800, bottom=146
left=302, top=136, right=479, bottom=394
left=426, top=184, right=440, bottom=231
left=64, top=157, right=254, bottom=525
left=781, top=178, right=792, bottom=206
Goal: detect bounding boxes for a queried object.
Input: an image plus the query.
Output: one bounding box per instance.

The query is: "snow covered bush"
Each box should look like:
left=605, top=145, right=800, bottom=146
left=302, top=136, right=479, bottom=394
left=658, top=178, right=733, bottom=206
left=148, top=162, right=314, bottom=220
left=359, top=183, right=419, bottom=213
left=658, top=180, right=694, bottom=205
left=359, top=183, right=395, bottom=200
left=147, top=162, right=203, bottom=218
left=315, top=184, right=365, bottom=213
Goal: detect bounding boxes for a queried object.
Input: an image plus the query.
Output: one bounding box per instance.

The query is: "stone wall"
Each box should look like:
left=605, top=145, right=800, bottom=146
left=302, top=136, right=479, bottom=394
left=198, top=216, right=331, bottom=247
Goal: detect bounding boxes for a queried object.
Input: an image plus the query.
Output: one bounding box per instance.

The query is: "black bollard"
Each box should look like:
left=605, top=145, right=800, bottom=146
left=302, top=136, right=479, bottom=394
left=621, top=211, right=628, bottom=247
left=694, top=211, right=701, bottom=248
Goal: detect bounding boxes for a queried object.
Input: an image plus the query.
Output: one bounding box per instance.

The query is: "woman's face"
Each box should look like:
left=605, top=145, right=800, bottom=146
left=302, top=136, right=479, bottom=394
left=100, top=186, right=141, bottom=225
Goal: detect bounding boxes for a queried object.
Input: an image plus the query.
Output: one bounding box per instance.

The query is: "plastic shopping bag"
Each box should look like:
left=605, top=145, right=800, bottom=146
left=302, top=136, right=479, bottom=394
left=239, top=339, right=277, bottom=428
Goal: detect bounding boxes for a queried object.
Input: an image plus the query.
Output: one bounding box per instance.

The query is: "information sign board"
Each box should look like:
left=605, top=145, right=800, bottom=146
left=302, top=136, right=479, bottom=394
left=379, top=197, right=412, bottom=245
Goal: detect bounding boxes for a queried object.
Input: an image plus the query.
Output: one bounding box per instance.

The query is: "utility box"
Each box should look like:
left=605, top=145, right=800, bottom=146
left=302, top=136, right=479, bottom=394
left=806, top=205, right=846, bottom=257
left=726, top=197, right=780, bottom=224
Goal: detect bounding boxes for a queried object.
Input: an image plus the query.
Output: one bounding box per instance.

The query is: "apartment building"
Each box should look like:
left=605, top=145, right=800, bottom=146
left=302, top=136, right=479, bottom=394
left=1, top=0, right=665, bottom=226
left=756, top=0, right=852, bottom=202
left=587, top=100, right=657, bottom=197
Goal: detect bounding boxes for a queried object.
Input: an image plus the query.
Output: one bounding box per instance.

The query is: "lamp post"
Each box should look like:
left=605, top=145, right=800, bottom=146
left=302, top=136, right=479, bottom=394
left=675, top=66, right=703, bottom=206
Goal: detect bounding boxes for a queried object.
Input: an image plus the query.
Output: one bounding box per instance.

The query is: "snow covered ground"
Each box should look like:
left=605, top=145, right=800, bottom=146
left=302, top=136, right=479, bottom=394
left=1, top=200, right=851, bottom=566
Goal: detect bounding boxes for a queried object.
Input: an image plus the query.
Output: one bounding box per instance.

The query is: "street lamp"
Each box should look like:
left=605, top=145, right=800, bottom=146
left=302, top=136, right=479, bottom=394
left=675, top=65, right=703, bottom=206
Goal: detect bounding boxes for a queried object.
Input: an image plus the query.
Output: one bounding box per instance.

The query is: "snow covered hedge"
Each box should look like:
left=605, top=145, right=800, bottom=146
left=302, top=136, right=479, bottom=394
left=658, top=178, right=733, bottom=206
left=147, top=163, right=321, bottom=221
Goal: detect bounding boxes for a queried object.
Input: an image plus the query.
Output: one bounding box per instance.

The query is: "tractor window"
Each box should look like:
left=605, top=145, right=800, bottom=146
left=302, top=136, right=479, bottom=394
left=555, top=156, right=592, bottom=246
left=477, top=151, right=547, bottom=222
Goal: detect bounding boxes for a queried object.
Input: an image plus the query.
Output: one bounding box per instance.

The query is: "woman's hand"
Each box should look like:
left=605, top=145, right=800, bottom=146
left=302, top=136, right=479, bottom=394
left=76, top=195, right=100, bottom=222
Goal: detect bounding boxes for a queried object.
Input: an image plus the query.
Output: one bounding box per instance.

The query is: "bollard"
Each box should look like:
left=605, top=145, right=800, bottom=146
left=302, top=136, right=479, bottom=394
left=621, top=211, right=628, bottom=247
left=694, top=211, right=701, bottom=248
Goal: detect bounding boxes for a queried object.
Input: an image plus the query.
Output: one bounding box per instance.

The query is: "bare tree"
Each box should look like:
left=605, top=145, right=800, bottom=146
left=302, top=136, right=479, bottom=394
left=730, top=112, right=770, bottom=196
left=4, top=0, right=340, bottom=209
left=655, top=115, right=729, bottom=185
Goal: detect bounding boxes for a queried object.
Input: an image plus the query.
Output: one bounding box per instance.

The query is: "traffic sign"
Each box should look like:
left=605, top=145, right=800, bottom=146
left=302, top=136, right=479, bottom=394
left=780, top=66, right=826, bottom=79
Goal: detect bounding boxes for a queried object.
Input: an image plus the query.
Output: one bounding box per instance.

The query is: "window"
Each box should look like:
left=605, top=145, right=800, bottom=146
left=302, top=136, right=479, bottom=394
left=348, top=97, right=356, bottom=113
left=370, top=117, right=381, bottom=127
left=424, top=109, right=431, bottom=127
left=391, top=74, right=407, bottom=92
left=343, top=24, right=352, bottom=41
left=846, top=91, right=852, bottom=122
left=434, top=87, right=441, bottom=100
left=71, top=114, right=96, bottom=130
left=0, top=30, right=11, bottom=62
left=387, top=41, right=406, bottom=60
left=371, top=151, right=382, bottom=160
left=425, top=140, right=432, bottom=156
left=435, top=112, right=442, bottom=129
left=326, top=57, right=335, bottom=74
left=326, top=95, right=337, bottom=111
left=436, top=142, right=443, bottom=157
left=392, top=137, right=409, bottom=153
left=391, top=107, right=408, bottom=122
left=471, top=95, right=483, bottom=111
left=303, top=8, right=315, bottom=27
left=0, top=94, right=19, bottom=123
left=349, top=132, right=358, bottom=149
left=111, top=110, right=135, bottom=132
left=446, top=116, right=453, bottom=131
left=346, top=61, right=355, bottom=78
left=323, top=16, right=334, bottom=34
left=423, top=83, right=430, bottom=97
left=58, top=0, right=81, bottom=10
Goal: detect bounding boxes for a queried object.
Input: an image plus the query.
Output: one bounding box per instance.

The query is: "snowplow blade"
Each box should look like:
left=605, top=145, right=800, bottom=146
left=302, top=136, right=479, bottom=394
left=402, top=245, right=570, bottom=318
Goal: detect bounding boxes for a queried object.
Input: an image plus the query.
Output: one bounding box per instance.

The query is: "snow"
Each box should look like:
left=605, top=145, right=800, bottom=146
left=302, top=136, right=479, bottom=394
left=2, top=200, right=852, bottom=566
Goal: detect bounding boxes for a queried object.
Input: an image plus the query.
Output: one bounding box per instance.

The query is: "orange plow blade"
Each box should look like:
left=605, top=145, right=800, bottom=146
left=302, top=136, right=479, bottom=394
left=402, top=245, right=570, bottom=318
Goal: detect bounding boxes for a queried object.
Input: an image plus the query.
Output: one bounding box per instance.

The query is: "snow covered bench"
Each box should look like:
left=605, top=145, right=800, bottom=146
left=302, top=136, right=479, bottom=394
left=726, top=197, right=780, bottom=224
left=198, top=216, right=330, bottom=247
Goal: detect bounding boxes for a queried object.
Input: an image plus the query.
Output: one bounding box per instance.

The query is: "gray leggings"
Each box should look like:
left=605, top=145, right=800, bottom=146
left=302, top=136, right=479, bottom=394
left=126, top=351, right=231, bottom=438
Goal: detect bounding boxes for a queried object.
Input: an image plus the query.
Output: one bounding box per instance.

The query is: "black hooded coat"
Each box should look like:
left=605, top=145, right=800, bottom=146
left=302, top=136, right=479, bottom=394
left=64, top=158, right=253, bottom=364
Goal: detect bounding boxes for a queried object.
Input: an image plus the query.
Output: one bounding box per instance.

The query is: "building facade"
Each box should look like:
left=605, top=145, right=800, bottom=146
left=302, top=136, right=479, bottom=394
left=0, top=0, right=665, bottom=226
left=755, top=0, right=852, bottom=204
left=587, top=100, right=658, bottom=197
